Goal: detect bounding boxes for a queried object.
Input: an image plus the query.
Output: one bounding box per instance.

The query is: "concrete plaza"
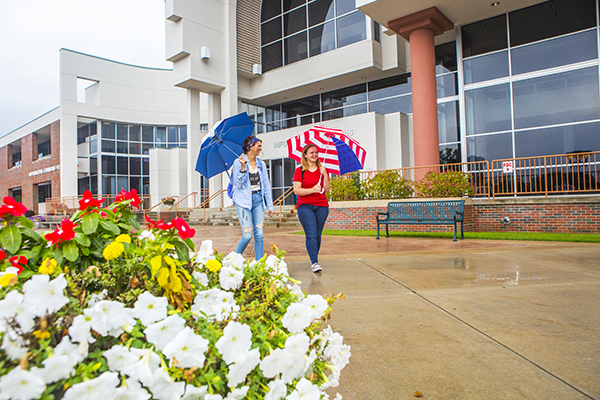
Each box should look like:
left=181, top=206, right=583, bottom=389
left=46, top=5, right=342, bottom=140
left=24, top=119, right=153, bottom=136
left=191, top=226, right=600, bottom=400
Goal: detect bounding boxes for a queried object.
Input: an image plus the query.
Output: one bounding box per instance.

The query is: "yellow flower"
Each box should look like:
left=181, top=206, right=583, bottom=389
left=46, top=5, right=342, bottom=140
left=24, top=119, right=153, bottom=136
left=0, top=273, right=16, bottom=288
left=115, top=234, right=131, bottom=244
left=39, top=258, right=57, bottom=275
left=206, top=259, right=222, bottom=273
left=33, top=330, right=51, bottom=340
left=103, top=241, right=125, bottom=261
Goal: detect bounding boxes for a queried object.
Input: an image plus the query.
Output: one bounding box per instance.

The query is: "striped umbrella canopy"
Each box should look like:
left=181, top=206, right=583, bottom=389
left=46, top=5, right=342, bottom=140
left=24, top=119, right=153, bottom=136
left=286, top=125, right=366, bottom=175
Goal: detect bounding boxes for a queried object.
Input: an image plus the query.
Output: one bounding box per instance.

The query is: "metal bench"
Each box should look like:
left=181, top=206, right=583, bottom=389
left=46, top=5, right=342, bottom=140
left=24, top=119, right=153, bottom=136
left=376, top=200, right=465, bottom=241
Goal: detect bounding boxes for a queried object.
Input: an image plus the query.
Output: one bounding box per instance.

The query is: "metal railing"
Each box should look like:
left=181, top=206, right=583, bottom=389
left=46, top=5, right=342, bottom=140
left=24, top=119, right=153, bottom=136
left=272, top=186, right=295, bottom=225
left=46, top=194, right=152, bottom=215
left=195, top=189, right=227, bottom=222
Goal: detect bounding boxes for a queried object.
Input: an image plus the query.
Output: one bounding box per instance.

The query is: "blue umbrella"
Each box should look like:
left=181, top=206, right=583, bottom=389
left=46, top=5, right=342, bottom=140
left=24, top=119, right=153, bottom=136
left=195, top=112, right=255, bottom=179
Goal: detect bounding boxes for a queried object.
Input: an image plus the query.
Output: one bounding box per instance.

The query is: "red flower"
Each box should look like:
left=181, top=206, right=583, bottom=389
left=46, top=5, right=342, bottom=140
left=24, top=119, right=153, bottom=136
left=79, top=190, right=105, bottom=210
left=45, top=219, right=76, bottom=245
left=0, top=250, right=5, bottom=261
left=0, top=197, right=28, bottom=217
left=115, top=189, right=141, bottom=209
left=8, top=255, right=27, bottom=274
left=157, top=221, right=174, bottom=231
left=172, top=218, right=195, bottom=240
left=145, top=215, right=164, bottom=229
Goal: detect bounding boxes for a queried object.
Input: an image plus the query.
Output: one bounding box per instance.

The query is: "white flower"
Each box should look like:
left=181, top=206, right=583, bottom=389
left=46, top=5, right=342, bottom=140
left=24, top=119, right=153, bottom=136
left=0, top=290, right=36, bottom=332
left=192, top=271, right=209, bottom=287
left=39, top=354, right=75, bottom=383
left=133, top=292, right=168, bottom=326
left=54, top=335, right=86, bottom=364
left=1, top=328, right=28, bottom=360
left=265, top=255, right=289, bottom=277
left=215, top=321, right=253, bottom=364
left=226, top=348, right=260, bottom=388
left=285, top=333, right=310, bottom=357
left=285, top=377, right=320, bottom=400
left=144, top=315, right=186, bottom=351
left=103, top=345, right=137, bottom=372
left=87, top=289, right=108, bottom=307
left=287, top=283, right=305, bottom=301
left=280, top=355, right=308, bottom=384
left=302, top=295, right=328, bottom=322
left=259, top=348, right=293, bottom=378
left=63, top=371, right=120, bottom=400
left=264, top=379, right=287, bottom=400
left=122, top=347, right=162, bottom=387
left=0, top=367, right=46, bottom=400
left=139, top=230, right=156, bottom=241
left=195, top=240, right=215, bottom=264
left=69, top=314, right=95, bottom=345
left=191, top=288, right=221, bottom=319
left=219, top=266, right=244, bottom=290
left=115, top=378, right=151, bottom=400
left=281, top=303, right=312, bottom=333
left=181, top=384, right=208, bottom=400
left=222, top=251, right=246, bottom=271
left=225, top=386, right=249, bottom=399
left=205, top=395, right=223, bottom=400
left=86, top=300, right=136, bottom=337
left=22, top=274, right=69, bottom=317
left=163, top=327, right=209, bottom=368
left=148, top=368, right=186, bottom=400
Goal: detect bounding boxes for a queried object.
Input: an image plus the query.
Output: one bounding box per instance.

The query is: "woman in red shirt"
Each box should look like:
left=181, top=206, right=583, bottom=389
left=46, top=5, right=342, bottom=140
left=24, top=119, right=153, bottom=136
left=293, top=144, right=330, bottom=273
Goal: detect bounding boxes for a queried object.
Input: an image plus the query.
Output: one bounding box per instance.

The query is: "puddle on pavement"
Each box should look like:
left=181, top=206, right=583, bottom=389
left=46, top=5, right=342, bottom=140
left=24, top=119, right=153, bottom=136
left=474, top=270, right=549, bottom=284
left=414, top=258, right=471, bottom=269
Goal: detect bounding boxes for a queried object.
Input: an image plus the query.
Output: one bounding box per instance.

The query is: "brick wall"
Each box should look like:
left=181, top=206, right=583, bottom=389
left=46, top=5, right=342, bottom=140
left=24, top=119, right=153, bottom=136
left=325, top=197, right=600, bottom=234
left=0, top=120, right=62, bottom=213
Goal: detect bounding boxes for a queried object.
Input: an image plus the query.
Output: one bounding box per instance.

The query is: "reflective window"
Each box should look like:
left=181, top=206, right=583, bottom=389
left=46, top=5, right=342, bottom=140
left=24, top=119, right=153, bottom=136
left=515, top=122, right=600, bottom=158
left=284, top=32, right=308, bottom=64
left=263, top=41, right=284, bottom=72
left=283, top=0, right=304, bottom=13
left=368, top=95, right=412, bottom=115
left=179, top=126, right=187, bottom=143
left=322, top=104, right=367, bottom=120
left=435, top=41, right=457, bottom=73
left=142, top=126, right=154, bottom=142
left=511, top=30, right=598, bottom=75
left=336, top=0, right=355, bottom=16
left=155, top=127, right=167, bottom=146
left=439, top=144, right=461, bottom=164
left=284, top=7, right=306, bottom=36
left=337, top=12, right=366, bottom=48
left=368, top=74, right=411, bottom=101
left=262, top=17, right=282, bottom=45
left=168, top=127, right=178, bottom=143
left=117, top=141, right=128, bottom=154
left=129, top=142, right=141, bottom=154
left=513, top=67, right=600, bottom=130
left=117, top=124, right=128, bottom=141
left=309, top=0, right=334, bottom=26
left=261, top=0, right=281, bottom=22
left=309, top=21, right=335, bottom=56
left=466, top=133, right=513, bottom=162
left=509, top=0, right=596, bottom=47
left=282, top=96, right=320, bottom=119
left=117, top=157, right=128, bottom=175
left=78, top=124, right=89, bottom=144
left=90, top=156, right=97, bottom=174
left=465, top=83, right=511, bottom=135
left=461, top=14, right=507, bottom=58
left=103, top=177, right=116, bottom=196
left=436, top=73, right=457, bottom=98
left=438, top=102, right=459, bottom=144
left=102, top=140, right=115, bottom=153
left=321, top=84, right=366, bottom=110
left=38, top=183, right=51, bottom=203
left=130, top=158, right=141, bottom=175
left=102, top=155, right=116, bottom=175
left=143, top=158, right=149, bottom=175
left=130, top=177, right=141, bottom=193
left=102, top=122, right=115, bottom=139
left=464, top=51, right=509, bottom=84
left=129, top=125, right=140, bottom=142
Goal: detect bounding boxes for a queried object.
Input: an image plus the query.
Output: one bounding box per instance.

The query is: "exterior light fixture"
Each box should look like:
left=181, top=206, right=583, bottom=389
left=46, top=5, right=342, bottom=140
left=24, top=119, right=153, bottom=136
left=491, top=2, right=500, bottom=6
left=502, top=216, right=511, bottom=225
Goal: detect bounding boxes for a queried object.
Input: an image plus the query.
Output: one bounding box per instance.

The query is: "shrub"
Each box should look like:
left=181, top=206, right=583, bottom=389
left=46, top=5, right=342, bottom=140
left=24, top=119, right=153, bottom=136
left=362, top=170, right=414, bottom=200
left=328, top=172, right=364, bottom=201
left=0, top=194, right=349, bottom=399
left=413, top=170, right=475, bottom=198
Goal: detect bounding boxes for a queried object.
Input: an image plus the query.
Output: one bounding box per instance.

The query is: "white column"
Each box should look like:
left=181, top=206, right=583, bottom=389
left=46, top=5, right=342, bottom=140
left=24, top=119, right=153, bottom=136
left=58, top=50, right=79, bottom=198
left=187, top=88, right=201, bottom=207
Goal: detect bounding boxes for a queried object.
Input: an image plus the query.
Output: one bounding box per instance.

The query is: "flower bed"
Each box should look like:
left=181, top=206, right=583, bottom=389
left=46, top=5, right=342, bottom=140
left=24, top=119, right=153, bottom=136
left=0, top=191, right=349, bottom=400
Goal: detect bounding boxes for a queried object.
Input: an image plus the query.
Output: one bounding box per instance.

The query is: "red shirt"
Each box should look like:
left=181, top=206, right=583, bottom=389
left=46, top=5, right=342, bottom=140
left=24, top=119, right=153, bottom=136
left=293, top=167, right=329, bottom=207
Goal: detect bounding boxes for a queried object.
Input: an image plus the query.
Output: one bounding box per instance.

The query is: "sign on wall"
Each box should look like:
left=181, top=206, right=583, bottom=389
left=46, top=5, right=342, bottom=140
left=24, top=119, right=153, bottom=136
left=502, top=161, right=513, bottom=174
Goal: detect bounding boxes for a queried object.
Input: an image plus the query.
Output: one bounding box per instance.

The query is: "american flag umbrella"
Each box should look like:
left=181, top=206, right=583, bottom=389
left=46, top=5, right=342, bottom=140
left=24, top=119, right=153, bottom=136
left=286, top=125, right=366, bottom=175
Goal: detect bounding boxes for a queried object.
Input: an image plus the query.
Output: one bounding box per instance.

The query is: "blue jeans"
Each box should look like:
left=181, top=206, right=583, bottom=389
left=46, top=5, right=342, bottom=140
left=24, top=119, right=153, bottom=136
left=296, top=204, right=329, bottom=265
left=235, top=191, right=265, bottom=260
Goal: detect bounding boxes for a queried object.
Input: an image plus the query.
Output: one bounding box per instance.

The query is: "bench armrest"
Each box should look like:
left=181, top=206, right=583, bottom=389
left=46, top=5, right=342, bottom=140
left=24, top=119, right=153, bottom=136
left=376, top=212, right=389, bottom=221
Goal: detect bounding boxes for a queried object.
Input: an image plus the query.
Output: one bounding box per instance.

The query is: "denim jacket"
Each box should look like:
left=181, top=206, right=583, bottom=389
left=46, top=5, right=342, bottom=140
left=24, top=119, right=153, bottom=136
left=231, top=154, right=274, bottom=211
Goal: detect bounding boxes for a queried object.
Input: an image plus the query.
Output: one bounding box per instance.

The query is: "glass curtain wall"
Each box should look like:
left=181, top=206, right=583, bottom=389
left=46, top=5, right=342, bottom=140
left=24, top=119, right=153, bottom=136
left=77, top=121, right=187, bottom=198
left=261, top=0, right=367, bottom=72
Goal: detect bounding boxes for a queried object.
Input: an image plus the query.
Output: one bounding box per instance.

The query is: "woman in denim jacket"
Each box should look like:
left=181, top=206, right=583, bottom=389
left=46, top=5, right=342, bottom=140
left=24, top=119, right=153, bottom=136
left=231, top=136, right=275, bottom=260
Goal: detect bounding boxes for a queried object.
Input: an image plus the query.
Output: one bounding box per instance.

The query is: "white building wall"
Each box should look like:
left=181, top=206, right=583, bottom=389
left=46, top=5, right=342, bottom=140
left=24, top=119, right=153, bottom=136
left=150, top=147, right=188, bottom=206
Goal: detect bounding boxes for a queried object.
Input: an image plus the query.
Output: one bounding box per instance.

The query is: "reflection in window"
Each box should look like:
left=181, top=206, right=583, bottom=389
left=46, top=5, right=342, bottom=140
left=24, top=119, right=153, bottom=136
left=465, top=83, right=512, bottom=135
left=368, top=74, right=411, bottom=101
left=284, top=32, right=308, bottom=64
left=463, top=51, right=509, bottom=84
left=515, top=122, right=600, bottom=158
left=102, top=122, right=115, bottom=139
left=336, top=12, right=366, bottom=48
left=467, top=133, right=513, bottom=162
left=439, top=144, right=461, bottom=164
left=369, top=95, right=412, bottom=115
left=102, top=155, right=116, bottom=174
left=322, top=104, right=367, bottom=121
left=461, top=14, right=507, bottom=58
left=117, top=124, right=128, bottom=141
left=38, top=183, right=51, bottom=203
left=513, top=67, right=600, bottom=130
left=309, top=0, right=334, bottom=26
left=321, top=84, right=366, bottom=110
left=309, top=22, right=335, bottom=56
left=511, top=30, right=597, bottom=75
left=438, top=102, right=459, bottom=144
left=436, top=74, right=457, bottom=98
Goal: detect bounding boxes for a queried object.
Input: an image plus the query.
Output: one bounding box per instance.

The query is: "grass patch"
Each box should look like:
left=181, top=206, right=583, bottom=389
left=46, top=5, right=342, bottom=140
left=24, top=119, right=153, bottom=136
left=292, top=229, right=600, bottom=243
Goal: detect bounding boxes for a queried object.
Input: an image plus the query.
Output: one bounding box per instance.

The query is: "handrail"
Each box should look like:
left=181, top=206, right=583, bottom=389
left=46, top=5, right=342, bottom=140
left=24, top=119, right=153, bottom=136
left=272, top=187, right=295, bottom=226
left=46, top=194, right=152, bottom=215
left=172, top=192, right=197, bottom=209
left=196, top=189, right=227, bottom=222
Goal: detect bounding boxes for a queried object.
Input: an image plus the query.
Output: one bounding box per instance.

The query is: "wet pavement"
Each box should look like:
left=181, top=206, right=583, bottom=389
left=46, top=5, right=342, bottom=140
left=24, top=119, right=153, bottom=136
left=191, top=226, right=600, bottom=400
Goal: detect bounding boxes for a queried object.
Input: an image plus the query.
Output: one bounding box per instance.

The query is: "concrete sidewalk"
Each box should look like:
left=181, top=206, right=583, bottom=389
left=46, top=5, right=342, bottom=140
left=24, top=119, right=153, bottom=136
left=192, top=226, right=600, bottom=400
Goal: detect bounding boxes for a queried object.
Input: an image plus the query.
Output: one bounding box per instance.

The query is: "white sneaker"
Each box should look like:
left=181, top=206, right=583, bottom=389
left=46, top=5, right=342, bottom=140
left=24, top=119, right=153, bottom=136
left=311, top=263, right=322, bottom=273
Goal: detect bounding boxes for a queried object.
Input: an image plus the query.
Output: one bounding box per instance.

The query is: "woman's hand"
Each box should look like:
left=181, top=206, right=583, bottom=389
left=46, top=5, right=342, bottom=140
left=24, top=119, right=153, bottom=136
left=239, top=156, right=247, bottom=172
left=319, top=166, right=327, bottom=175
left=311, top=183, right=322, bottom=193
left=268, top=210, right=274, bottom=217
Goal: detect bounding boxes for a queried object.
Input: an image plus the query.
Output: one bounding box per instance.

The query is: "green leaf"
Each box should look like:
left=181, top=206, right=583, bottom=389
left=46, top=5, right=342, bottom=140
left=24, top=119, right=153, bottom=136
left=174, top=241, right=190, bottom=262
left=74, top=232, right=91, bottom=247
left=82, top=212, right=100, bottom=235
left=62, top=241, right=80, bottom=262
left=81, top=246, right=90, bottom=256
left=18, top=270, right=35, bottom=280
left=99, top=220, right=120, bottom=235
left=21, top=227, right=43, bottom=242
left=54, top=248, right=64, bottom=265
left=1, top=224, right=22, bottom=254
left=17, top=216, right=34, bottom=229
left=123, top=212, right=141, bottom=230
left=183, top=238, right=196, bottom=252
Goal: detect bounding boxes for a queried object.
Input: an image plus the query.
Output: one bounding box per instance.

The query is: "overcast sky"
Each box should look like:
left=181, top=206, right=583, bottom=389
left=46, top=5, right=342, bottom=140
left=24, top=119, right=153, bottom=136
left=0, top=0, right=171, bottom=136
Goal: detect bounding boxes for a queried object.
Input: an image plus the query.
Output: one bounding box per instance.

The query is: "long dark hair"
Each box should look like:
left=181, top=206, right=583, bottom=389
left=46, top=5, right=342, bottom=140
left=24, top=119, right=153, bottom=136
left=242, top=136, right=261, bottom=154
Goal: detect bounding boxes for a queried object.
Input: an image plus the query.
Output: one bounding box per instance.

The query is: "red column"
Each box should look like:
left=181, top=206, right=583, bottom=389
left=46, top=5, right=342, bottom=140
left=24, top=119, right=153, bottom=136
left=388, top=7, right=454, bottom=168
